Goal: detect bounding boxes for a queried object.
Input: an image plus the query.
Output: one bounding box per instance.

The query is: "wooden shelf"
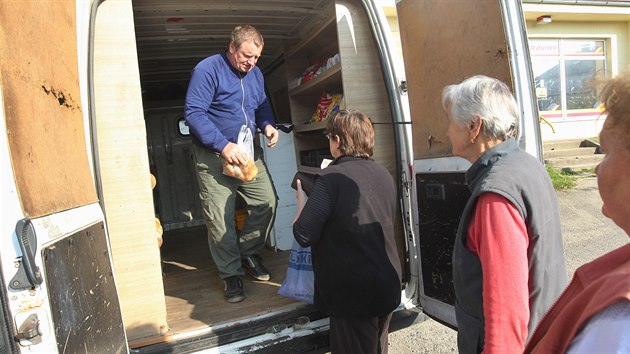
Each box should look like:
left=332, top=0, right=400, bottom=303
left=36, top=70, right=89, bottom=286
left=285, top=9, right=338, bottom=184
left=285, top=16, right=336, bottom=58
left=293, top=120, right=327, bottom=133
left=289, top=63, right=341, bottom=96
left=297, top=166, right=323, bottom=174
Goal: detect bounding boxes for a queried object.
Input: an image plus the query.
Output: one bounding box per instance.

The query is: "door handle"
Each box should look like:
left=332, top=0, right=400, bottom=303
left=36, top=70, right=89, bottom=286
left=9, top=219, right=43, bottom=290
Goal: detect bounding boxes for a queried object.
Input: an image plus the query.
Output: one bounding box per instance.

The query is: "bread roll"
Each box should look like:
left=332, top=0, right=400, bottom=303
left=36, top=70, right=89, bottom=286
left=241, top=159, right=258, bottom=182
left=223, top=159, right=257, bottom=181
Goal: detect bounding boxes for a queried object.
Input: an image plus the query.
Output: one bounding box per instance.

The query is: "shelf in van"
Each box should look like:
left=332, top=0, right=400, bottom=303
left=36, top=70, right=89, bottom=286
left=298, top=165, right=322, bottom=174
left=289, top=63, right=341, bottom=96
left=285, top=16, right=336, bottom=58
left=293, top=120, right=327, bottom=133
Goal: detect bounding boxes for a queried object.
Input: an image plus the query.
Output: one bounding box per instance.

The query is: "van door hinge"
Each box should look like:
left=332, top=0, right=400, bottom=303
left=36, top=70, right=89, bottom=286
left=15, top=313, right=42, bottom=345
left=9, top=219, right=43, bottom=290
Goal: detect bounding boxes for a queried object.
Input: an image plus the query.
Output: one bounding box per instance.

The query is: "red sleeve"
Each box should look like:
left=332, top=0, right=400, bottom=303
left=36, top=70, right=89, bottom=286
left=467, top=192, right=530, bottom=353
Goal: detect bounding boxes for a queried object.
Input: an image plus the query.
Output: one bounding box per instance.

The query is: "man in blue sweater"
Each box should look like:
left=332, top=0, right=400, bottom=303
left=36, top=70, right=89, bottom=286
left=185, top=25, right=279, bottom=303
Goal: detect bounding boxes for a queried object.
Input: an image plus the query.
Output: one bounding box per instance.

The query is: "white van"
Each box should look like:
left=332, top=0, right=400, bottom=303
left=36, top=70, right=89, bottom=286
left=0, top=0, right=540, bottom=352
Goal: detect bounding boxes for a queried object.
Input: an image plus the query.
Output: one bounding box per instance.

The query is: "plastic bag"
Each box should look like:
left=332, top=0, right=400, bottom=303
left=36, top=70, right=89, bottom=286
left=237, top=124, right=254, bottom=158
left=223, top=125, right=258, bottom=182
left=278, top=239, right=314, bottom=304
left=223, top=159, right=258, bottom=182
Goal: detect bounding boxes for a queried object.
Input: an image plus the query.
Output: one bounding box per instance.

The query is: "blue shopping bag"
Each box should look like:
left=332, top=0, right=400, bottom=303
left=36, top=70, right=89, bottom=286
left=278, top=239, right=314, bottom=304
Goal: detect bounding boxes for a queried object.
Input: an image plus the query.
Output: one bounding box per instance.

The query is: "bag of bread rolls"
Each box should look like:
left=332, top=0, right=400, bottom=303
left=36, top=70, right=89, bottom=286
left=223, top=159, right=258, bottom=182
left=223, top=124, right=258, bottom=181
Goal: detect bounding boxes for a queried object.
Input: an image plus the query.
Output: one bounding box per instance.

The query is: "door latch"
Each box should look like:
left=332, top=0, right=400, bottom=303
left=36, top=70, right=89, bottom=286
left=9, top=219, right=43, bottom=290
left=15, top=313, right=42, bottom=345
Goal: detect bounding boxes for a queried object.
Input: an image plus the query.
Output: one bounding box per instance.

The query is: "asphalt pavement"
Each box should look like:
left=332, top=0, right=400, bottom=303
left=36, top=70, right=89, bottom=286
left=387, top=176, right=629, bottom=353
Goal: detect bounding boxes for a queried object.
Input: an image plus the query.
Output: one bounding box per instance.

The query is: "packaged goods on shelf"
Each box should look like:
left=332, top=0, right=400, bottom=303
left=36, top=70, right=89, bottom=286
left=310, top=91, right=344, bottom=123
left=298, top=53, right=340, bottom=86
left=326, top=53, right=340, bottom=69
left=300, top=59, right=326, bottom=84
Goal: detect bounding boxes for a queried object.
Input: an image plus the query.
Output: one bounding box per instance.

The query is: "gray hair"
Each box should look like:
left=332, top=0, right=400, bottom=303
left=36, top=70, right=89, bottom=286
left=441, top=75, right=519, bottom=141
left=231, top=25, right=264, bottom=49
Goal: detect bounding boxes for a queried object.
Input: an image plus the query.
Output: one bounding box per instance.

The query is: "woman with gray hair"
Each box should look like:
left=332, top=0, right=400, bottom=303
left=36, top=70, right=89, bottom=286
left=443, top=75, right=567, bottom=354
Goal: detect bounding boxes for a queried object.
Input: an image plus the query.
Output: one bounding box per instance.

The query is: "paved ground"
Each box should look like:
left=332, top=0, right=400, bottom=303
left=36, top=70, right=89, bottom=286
left=387, top=176, right=629, bottom=353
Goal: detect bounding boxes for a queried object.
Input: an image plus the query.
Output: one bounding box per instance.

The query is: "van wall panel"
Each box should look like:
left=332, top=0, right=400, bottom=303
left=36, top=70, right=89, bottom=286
left=0, top=0, right=97, bottom=217
left=94, top=0, right=168, bottom=341
left=398, top=0, right=513, bottom=159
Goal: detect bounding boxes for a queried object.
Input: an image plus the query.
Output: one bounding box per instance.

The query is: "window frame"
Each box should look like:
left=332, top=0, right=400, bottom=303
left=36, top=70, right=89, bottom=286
left=529, top=35, right=615, bottom=120
left=177, top=117, right=190, bottom=136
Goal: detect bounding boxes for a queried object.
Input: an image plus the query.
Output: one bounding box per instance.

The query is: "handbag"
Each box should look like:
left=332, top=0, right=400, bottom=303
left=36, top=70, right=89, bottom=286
left=290, top=171, right=316, bottom=196
left=278, top=239, right=314, bottom=304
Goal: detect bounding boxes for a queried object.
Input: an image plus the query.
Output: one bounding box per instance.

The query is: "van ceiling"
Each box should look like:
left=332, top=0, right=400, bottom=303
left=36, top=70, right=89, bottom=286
left=132, top=0, right=329, bottom=99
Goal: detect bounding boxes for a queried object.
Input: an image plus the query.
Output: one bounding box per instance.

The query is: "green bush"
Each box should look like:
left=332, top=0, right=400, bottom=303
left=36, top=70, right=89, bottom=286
left=545, top=164, right=578, bottom=191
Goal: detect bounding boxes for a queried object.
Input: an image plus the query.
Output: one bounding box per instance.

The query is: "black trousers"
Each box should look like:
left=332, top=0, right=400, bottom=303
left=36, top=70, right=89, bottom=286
left=329, top=312, right=393, bottom=354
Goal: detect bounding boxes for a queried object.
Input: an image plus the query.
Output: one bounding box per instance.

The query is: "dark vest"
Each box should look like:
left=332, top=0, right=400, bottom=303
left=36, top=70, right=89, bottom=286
left=313, top=156, right=402, bottom=318
left=453, top=139, right=567, bottom=353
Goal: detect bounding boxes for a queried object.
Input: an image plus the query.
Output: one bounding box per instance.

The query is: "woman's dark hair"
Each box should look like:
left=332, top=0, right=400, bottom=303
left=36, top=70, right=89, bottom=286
left=326, top=109, right=374, bottom=158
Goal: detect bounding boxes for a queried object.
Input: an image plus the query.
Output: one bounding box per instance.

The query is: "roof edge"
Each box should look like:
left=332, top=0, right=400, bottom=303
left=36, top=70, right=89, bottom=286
left=522, top=0, right=630, bottom=7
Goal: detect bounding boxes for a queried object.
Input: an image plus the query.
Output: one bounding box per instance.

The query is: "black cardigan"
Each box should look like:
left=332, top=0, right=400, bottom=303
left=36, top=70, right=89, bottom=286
left=293, top=156, right=402, bottom=318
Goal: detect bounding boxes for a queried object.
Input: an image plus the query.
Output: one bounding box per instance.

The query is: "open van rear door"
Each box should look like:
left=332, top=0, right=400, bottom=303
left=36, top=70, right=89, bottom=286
left=0, top=1, right=128, bottom=352
left=396, top=0, right=540, bottom=327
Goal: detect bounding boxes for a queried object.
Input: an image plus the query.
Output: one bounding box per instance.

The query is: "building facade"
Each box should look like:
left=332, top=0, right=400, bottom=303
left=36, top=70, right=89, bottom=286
left=523, top=0, right=630, bottom=140
left=379, top=0, right=629, bottom=141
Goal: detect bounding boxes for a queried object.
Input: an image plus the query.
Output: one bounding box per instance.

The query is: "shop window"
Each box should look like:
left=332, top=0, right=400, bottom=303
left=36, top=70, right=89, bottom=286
left=565, top=59, right=605, bottom=110
left=530, top=39, right=607, bottom=118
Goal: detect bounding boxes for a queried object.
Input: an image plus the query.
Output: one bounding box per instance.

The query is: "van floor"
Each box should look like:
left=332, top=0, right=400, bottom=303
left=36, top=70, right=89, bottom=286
left=160, top=226, right=298, bottom=334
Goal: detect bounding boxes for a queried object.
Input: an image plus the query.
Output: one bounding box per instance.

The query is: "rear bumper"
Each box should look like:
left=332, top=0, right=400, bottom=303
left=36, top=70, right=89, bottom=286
left=131, top=307, right=426, bottom=353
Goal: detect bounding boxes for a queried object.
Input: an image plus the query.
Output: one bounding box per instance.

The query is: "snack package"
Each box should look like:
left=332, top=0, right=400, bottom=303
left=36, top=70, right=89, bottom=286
left=301, top=58, right=326, bottom=83
left=311, top=91, right=333, bottom=123
left=311, top=91, right=344, bottom=123
left=324, top=93, right=344, bottom=121
left=223, top=124, right=258, bottom=182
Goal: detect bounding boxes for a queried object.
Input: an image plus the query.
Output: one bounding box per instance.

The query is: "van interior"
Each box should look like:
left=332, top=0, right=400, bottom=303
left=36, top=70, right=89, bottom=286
left=128, top=0, right=407, bottom=346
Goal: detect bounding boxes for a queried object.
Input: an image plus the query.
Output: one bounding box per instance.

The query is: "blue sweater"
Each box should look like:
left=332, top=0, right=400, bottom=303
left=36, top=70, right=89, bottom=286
left=184, top=53, right=276, bottom=153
